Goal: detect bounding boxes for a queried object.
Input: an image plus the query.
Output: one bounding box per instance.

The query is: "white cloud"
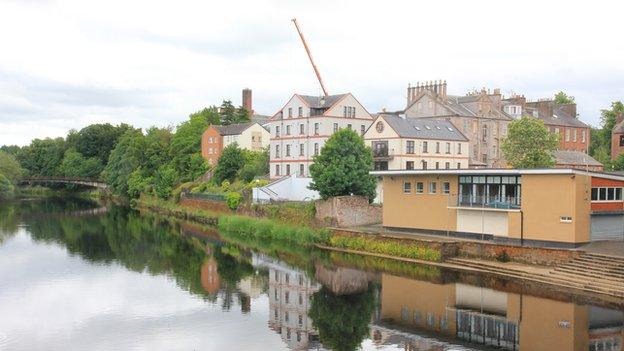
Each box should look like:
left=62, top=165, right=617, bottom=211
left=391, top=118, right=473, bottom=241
left=1, top=0, right=623, bottom=145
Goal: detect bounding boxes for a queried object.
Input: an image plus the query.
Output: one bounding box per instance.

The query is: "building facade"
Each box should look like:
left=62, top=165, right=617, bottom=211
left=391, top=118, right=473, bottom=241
left=268, top=93, right=374, bottom=179
left=403, top=82, right=513, bottom=168
left=611, top=114, right=624, bottom=160
left=201, top=122, right=269, bottom=165
left=363, top=114, right=470, bottom=171
left=372, top=168, right=624, bottom=247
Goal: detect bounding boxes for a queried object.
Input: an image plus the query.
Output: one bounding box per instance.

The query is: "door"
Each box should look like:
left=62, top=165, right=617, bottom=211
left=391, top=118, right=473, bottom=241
left=591, top=214, right=624, bottom=241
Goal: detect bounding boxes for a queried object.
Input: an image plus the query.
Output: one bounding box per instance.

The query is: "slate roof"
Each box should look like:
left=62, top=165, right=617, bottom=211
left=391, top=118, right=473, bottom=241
left=214, top=122, right=255, bottom=136
left=527, top=106, right=589, bottom=128
left=380, top=114, right=469, bottom=141
left=299, top=94, right=347, bottom=109
left=553, top=150, right=602, bottom=167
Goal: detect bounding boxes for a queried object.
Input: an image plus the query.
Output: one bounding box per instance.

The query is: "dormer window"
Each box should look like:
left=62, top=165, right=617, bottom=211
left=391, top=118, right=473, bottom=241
left=425, top=125, right=431, bottom=130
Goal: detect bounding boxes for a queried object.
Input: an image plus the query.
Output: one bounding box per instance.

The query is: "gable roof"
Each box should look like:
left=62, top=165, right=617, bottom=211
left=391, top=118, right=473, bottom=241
left=526, top=105, right=589, bottom=128
left=214, top=122, right=256, bottom=136
left=379, top=114, right=468, bottom=141
left=553, top=150, right=602, bottom=167
left=405, top=90, right=512, bottom=120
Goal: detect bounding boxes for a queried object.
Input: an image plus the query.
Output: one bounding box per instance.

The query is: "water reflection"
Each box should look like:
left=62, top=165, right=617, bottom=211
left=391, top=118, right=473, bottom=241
left=0, top=197, right=623, bottom=351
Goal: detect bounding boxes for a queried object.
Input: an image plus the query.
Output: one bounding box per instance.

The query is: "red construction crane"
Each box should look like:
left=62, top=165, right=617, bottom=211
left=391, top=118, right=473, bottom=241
left=291, top=18, right=329, bottom=97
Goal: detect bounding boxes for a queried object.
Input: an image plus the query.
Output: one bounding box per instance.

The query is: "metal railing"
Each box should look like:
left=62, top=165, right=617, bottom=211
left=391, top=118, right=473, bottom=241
left=455, top=195, right=521, bottom=209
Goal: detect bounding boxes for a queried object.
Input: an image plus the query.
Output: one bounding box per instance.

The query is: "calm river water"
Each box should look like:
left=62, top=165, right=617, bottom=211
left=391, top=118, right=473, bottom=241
left=0, top=197, right=622, bottom=351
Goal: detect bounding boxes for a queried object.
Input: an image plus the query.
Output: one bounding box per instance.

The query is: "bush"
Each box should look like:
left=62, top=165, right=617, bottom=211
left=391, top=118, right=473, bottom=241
left=225, top=191, right=242, bottom=211
left=496, top=249, right=511, bottom=262
left=217, top=215, right=328, bottom=246
left=0, top=173, right=15, bottom=198
left=328, top=235, right=442, bottom=262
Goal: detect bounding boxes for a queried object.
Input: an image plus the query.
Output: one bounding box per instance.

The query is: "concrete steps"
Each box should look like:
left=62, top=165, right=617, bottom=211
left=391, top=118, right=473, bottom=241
left=445, top=257, right=624, bottom=298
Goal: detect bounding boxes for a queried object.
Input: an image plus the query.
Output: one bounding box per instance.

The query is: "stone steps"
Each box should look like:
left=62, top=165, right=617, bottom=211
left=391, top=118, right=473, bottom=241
left=445, top=258, right=624, bottom=298
left=554, top=265, right=624, bottom=282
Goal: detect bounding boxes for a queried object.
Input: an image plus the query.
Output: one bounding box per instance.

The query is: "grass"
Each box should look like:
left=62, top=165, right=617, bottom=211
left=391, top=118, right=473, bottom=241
left=251, top=202, right=317, bottom=227
left=328, top=235, right=442, bottom=262
left=217, top=215, right=330, bottom=246
left=327, top=251, right=442, bottom=281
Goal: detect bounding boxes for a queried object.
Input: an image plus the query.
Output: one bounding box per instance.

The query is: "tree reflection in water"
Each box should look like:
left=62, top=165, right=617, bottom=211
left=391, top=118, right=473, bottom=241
left=308, top=284, right=377, bottom=351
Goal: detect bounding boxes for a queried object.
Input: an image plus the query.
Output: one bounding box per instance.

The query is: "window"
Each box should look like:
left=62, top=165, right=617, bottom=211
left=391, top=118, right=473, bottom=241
left=422, top=160, right=427, bottom=169
left=347, top=124, right=352, bottom=130
left=592, top=187, right=623, bottom=201
left=343, top=106, right=348, bottom=117
left=435, top=162, right=439, bottom=169
left=445, top=162, right=450, bottom=169
left=275, top=145, right=280, bottom=158
left=458, top=143, right=462, bottom=154
left=286, top=125, right=291, bottom=135
left=286, top=328, right=291, bottom=340
left=446, top=142, right=451, bottom=154
left=443, top=182, right=450, bottom=194
left=565, top=128, right=570, bottom=142
left=406, top=161, right=414, bottom=170
left=554, top=127, right=560, bottom=135
left=333, top=123, right=339, bottom=132
left=457, top=162, right=461, bottom=169
left=406, top=140, right=415, bottom=154
left=275, top=126, right=280, bottom=137
left=582, top=129, right=587, bottom=143
left=560, top=216, right=572, bottom=223
left=573, top=129, right=577, bottom=142
left=285, top=274, right=289, bottom=283
left=403, top=182, right=411, bottom=194
left=482, top=124, right=488, bottom=142
left=208, top=147, right=213, bottom=154
left=299, top=163, right=304, bottom=175
left=299, top=123, right=304, bottom=135
left=429, top=182, right=437, bottom=194
left=288, top=107, right=292, bottom=118
left=423, top=141, right=428, bottom=153
left=299, top=143, right=304, bottom=156
left=416, top=182, right=424, bottom=193
left=286, top=144, right=291, bottom=156
left=298, top=293, right=303, bottom=305
left=314, top=123, right=319, bottom=135
left=436, top=142, right=440, bottom=154
left=298, top=315, right=303, bottom=326
left=361, top=125, right=366, bottom=135
left=298, top=106, right=302, bottom=117
left=314, top=143, right=319, bottom=155
left=275, top=164, right=280, bottom=176
left=286, top=164, right=290, bottom=175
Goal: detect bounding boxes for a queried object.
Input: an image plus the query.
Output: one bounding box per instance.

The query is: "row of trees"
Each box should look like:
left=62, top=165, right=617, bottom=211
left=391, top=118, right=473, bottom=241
left=0, top=99, right=257, bottom=199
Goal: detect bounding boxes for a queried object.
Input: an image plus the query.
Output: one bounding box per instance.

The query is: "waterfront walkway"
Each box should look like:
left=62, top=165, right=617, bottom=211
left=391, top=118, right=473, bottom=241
left=582, top=241, right=624, bottom=258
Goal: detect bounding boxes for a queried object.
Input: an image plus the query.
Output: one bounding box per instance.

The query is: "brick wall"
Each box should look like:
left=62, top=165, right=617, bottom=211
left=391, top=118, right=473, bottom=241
left=315, top=196, right=382, bottom=227
left=457, top=241, right=582, bottom=266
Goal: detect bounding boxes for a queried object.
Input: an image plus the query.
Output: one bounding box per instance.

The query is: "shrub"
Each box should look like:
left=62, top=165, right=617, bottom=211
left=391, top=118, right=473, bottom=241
left=220, top=180, right=231, bottom=192
left=496, top=249, right=511, bottom=262
left=217, top=215, right=327, bottom=246
left=328, top=236, right=441, bottom=262
left=225, top=191, right=242, bottom=211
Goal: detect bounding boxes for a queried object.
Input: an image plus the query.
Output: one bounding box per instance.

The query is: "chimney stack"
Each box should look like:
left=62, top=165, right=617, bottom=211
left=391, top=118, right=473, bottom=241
left=242, top=88, right=253, bottom=116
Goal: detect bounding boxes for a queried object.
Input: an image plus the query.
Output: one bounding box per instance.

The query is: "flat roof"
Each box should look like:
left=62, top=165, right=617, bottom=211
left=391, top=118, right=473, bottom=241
left=370, top=168, right=624, bottom=181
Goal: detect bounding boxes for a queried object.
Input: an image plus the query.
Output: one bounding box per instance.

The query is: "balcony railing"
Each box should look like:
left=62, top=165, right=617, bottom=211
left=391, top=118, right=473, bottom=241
left=455, top=195, right=521, bottom=209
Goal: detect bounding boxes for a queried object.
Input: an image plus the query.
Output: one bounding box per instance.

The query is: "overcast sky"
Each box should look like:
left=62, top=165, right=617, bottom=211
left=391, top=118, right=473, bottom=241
left=1, top=0, right=623, bottom=146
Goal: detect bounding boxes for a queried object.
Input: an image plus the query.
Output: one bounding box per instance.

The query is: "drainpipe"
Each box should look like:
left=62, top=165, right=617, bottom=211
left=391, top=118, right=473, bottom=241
left=520, top=210, right=524, bottom=247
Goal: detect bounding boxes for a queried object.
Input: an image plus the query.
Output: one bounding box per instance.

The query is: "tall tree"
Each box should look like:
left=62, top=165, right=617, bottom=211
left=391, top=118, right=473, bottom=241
left=309, top=129, right=376, bottom=201
left=169, top=114, right=208, bottom=181
left=554, top=91, right=575, bottom=105
left=59, top=149, right=104, bottom=179
left=219, top=100, right=237, bottom=125
left=18, top=137, right=67, bottom=176
left=213, top=143, right=244, bottom=184
left=103, top=129, right=144, bottom=195
left=189, top=107, right=220, bottom=126
left=66, top=123, right=131, bottom=164
left=501, top=116, right=559, bottom=168
left=0, top=151, right=22, bottom=184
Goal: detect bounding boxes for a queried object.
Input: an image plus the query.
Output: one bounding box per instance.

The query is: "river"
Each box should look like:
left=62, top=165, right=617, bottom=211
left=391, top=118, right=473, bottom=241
left=0, top=196, right=622, bottom=351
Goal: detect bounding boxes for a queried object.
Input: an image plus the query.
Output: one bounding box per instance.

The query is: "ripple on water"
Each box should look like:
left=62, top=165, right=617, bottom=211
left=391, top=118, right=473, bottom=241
left=0, top=331, right=13, bottom=348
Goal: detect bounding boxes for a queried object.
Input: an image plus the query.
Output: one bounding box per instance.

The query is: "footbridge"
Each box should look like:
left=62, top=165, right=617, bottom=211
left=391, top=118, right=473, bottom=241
left=19, top=177, right=109, bottom=190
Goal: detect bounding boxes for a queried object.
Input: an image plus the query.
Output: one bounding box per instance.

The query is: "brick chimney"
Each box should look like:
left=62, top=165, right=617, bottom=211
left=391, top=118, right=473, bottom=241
left=242, top=88, right=253, bottom=116
left=558, top=103, right=577, bottom=118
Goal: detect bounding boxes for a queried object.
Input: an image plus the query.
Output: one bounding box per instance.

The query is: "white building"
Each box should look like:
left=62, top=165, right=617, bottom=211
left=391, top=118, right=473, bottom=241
left=268, top=93, right=374, bottom=179
left=364, top=114, right=470, bottom=171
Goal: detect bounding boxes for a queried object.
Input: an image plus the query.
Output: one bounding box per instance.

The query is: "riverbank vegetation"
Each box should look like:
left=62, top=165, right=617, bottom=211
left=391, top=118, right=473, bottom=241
left=328, top=235, right=442, bottom=262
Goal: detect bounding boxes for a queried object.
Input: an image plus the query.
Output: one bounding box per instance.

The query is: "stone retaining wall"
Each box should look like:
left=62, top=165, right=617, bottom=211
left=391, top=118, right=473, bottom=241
left=315, top=196, right=382, bottom=227
left=179, top=197, right=231, bottom=214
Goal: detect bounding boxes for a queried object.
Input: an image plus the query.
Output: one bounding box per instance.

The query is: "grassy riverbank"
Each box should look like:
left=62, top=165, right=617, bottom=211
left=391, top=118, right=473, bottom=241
left=136, top=196, right=444, bottom=263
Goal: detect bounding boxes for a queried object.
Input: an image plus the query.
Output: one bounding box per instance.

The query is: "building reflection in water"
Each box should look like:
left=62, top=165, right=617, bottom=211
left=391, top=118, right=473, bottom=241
left=376, top=273, right=624, bottom=351
left=252, top=254, right=324, bottom=350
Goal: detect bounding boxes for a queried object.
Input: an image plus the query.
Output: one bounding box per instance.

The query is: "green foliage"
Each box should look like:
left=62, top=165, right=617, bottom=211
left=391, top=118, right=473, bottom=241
left=496, top=249, right=511, bottom=263
left=213, top=144, right=244, bottom=184
left=169, top=114, right=209, bottom=181
left=189, top=106, right=220, bottom=125
left=66, top=123, right=131, bottom=163
left=252, top=202, right=316, bottom=226
left=590, top=101, right=624, bottom=167
left=103, top=129, right=144, bottom=195
left=127, top=169, right=152, bottom=198
left=59, top=149, right=104, bottom=179
left=153, top=166, right=178, bottom=199
left=553, top=91, right=575, bottom=105
left=18, top=137, right=67, bottom=176
left=309, top=285, right=377, bottom=351
left=0, top=173, right=15, bottom=198
left=0, top=150, right=22, bottom=183
left=238, top=148, right=269, bottom=182
left=328, top=235, right=442, bottom=262
left=501, top=116, right=559, bottom=168
left=219, top=100, right=250, bottom=125
left=225, top=191, right=242, bottom=210
left=309, top=129, right=376, bottom=201
left=217, top=215, right=329, bottom=246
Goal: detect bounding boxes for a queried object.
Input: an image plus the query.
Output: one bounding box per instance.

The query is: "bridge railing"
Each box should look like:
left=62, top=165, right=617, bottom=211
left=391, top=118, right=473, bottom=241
left=21, top=176, right=103, bottom=183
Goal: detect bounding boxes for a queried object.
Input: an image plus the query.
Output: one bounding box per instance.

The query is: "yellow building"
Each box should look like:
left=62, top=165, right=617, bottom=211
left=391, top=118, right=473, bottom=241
left=371, top=168, right=624, bottom=247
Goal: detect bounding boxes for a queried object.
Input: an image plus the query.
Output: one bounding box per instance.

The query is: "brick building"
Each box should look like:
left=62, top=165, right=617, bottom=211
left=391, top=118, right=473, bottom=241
left=610, top=114, right=624, bottom=160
